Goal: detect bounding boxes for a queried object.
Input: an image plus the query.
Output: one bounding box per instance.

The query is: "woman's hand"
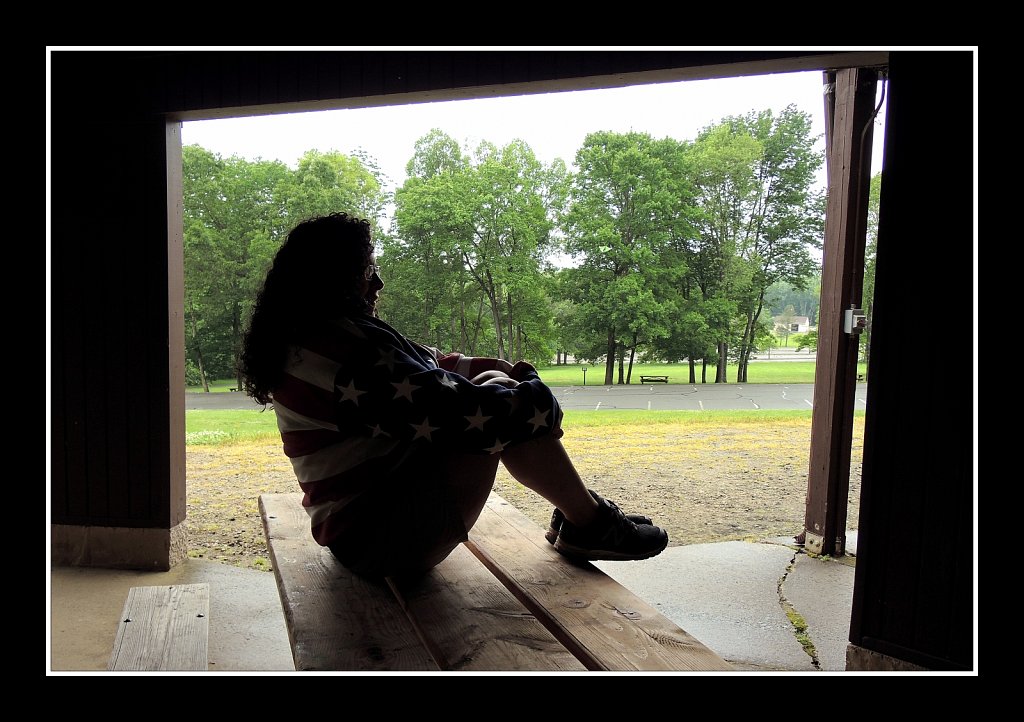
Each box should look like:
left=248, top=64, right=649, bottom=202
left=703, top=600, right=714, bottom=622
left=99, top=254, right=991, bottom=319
left=480, top=375, right=520, bottom=388
left=470, top=370, right=520, bottom=388
left=509, top=360, right=538, bottom=381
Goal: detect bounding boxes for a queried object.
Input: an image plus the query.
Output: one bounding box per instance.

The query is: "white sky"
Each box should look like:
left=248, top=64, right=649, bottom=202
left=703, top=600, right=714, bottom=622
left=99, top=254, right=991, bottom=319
left=181, top=69, right=888, bottom=231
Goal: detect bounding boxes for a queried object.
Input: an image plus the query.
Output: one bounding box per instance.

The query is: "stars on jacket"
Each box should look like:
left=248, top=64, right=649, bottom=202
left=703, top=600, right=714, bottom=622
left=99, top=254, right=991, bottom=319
left=465, top=407, right=491, bottom=431
left=337, top=380, right=366, bottom=405
left=391, top=377, right=419, bottom=402
left=325, top=315, right=562, bottom=456
left=411, top=417, right=440, bottom=441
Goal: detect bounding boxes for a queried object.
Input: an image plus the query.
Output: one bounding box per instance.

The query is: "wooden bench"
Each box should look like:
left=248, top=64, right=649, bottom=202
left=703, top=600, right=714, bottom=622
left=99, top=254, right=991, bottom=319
left=108, top=583, right=209, bottom=671
left=639, top=375, right=669, bottom=384
left=260, top=492, right=732, bottom=672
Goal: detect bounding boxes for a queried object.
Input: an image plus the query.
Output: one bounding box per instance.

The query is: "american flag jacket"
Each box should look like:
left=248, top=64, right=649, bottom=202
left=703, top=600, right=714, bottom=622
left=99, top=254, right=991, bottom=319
left=271, top=312, right=563, bottom=547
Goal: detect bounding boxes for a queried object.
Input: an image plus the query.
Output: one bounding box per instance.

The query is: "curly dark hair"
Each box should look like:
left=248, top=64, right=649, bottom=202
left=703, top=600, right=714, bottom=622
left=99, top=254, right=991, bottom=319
left=238, top=212, right=375, bottom=405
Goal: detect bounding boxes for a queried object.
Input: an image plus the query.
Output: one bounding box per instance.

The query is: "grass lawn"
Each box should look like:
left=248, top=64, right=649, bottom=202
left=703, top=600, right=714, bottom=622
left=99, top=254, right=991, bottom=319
left=186, top=409, right=279, bottom=445
left=185, top=407, right=864, bottom=446
left=189, top=359, right=864, bottom=398
left=186, top=378, right=240, bottom=393
left=534, top=360, right=860, bottom=386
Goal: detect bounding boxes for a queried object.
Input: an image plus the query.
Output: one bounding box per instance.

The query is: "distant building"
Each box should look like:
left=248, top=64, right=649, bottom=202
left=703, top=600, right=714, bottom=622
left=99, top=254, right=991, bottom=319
left=775, top=315, right=811, bottom=333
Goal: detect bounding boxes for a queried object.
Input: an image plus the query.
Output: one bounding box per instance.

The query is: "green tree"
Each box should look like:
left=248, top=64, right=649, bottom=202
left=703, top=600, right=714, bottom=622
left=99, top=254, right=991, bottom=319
left=794, top=329, right=819, bottom=353
left=544, top=269, right=578, bottom=364
left=182, top=145, right=290, bottom=390
left=280, top=149, right=389, bottom=233
left=685, top=107, right=824, bottom=382
left=861, top=172, right=881, bottom=366
left=729, top=106, right=824, bottom=382
left=384, top=130, right=474, bottom=351
left=682, top=124, right=761, bottom=383
left=563, top=131, right=691, bottom=384
left=768, top=277, right=820, bottom=323
left=388, top=132, right=563, bottom=364
left=648, top=298, right=716, bottom=383
left=463, top=139, right=557, bottom=361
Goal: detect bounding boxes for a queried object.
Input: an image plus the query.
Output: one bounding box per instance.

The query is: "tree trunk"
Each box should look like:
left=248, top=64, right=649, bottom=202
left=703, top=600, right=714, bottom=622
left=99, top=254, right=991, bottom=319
left=604, top=327, right=616, bottom=385
left=735, top=313, right=752, bottom=384
left=483, top=268, right=506, bottom=359
left=488, top=289, right=506, bottom=359
left=688, top=357, right=696, bottom=384
left=458, top=296, right=468, bottom=352
left=742, top=294, right=767, bottom=384
left=470, top=296, right=484, bottom=355
left=188, top=311, right=210, bottom=393
left=232, top=301, right=242, bottom=394
left=617, top=348, right=625, bottom=385
left=197, top=349, right=209, bottom=393
left=626, top=331, right=638, bottom=384
left=717, top=341, right=728, bottom=383
left=506, top=292, right=515, bottom=361
left=737, top=318, right=749, bottom=382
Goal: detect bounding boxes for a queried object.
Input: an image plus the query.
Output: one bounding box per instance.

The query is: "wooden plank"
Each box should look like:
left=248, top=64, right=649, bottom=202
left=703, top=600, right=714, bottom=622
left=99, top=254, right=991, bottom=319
left=387, top=544, right=587, bottom=671
left=259, top=494, right=436, bottom=671
left=466, top=495, right=733, bottom=671
left=108, top=584, right=209, bottom=671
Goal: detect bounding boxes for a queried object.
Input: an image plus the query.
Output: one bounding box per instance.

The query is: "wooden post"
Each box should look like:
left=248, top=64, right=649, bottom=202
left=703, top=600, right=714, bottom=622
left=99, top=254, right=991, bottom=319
left=803, top=67, right=879, bottom=557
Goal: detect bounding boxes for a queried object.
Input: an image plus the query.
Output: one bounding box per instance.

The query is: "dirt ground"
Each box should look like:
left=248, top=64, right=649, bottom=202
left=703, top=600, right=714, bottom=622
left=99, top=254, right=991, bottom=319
left=184, top=417, right=863, bottom=571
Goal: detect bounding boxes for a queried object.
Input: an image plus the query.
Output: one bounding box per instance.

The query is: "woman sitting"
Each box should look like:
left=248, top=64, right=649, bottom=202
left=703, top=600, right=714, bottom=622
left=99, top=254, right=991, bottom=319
left=238, top=212, right=667, bottom=578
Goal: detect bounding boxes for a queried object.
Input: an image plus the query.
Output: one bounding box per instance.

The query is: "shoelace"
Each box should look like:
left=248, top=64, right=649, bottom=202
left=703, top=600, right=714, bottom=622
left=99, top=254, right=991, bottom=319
left=601, top=502, right=638, bottom=544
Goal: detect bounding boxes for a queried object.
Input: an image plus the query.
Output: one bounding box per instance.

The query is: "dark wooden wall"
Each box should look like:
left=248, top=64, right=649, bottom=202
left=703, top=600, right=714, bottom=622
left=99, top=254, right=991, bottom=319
left=51, top=62, right=184, bottom=532
left=850, top=50, right=975, bottom=670
left=48, top=49, right=975, bottom=669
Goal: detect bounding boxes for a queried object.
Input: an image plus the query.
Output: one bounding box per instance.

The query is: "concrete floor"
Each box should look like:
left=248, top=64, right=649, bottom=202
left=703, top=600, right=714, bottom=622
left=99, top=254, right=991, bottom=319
left=50, top=558, right=294, bottom=673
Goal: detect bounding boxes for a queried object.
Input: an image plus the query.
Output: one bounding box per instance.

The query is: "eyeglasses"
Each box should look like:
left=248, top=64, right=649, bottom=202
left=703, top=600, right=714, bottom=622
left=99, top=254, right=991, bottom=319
left=364, top=264, right=381, bottom=280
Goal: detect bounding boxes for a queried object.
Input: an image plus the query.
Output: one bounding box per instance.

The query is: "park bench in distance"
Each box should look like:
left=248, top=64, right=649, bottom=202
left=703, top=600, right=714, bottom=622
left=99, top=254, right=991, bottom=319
left=260, top=492, right=732, bottom=672
left=639, top=375, right=669, bottom=384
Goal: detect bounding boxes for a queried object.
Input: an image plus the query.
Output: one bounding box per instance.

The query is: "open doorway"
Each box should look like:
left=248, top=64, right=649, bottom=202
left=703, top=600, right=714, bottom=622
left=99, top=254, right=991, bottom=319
left=177, top=70, right=884, bottom=570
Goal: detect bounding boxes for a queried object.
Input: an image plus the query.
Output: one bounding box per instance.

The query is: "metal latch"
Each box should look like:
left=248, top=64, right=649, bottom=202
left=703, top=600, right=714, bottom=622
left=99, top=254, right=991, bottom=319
left=843, top=307, right=866, bottom=335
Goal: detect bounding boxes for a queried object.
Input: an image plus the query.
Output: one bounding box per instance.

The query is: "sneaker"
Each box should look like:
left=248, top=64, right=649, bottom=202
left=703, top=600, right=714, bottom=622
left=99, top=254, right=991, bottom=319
left=545, top=491, right=653, bottom=544
left=553, top=493, right=668, bottom=562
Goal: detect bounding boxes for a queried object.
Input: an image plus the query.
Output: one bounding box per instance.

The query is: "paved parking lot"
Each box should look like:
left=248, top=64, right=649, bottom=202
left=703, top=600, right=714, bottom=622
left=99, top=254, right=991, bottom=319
left=552, top=383, right=866, bottom=411
left=187, top=382, right=868, bottom=412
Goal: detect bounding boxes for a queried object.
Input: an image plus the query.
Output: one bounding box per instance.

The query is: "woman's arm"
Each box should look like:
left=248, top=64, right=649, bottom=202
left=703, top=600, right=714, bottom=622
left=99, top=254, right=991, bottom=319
left=333, top=320, right=561, bottom=454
